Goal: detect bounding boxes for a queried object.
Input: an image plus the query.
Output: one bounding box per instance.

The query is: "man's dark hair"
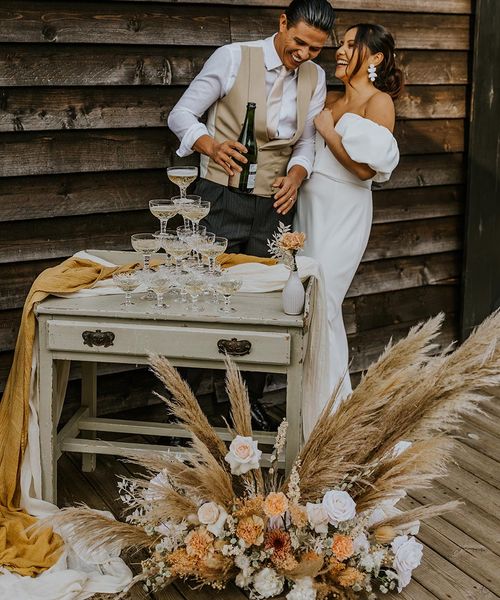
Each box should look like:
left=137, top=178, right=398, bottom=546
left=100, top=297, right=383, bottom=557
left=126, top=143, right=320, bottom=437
left=285, top=0, right=336, bottom=33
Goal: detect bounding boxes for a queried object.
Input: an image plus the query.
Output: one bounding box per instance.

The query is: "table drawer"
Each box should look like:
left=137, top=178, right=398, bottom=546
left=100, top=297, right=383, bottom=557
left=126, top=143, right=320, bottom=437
left=46, top=319, right=291, bottom=365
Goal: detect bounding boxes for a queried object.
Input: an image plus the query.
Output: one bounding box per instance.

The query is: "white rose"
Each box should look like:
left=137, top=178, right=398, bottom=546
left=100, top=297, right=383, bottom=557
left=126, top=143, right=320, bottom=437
left=392, top=535, right=423, bottom=591
left=396, top=568, right=412, bottom=591
left=252, top=567, right=284, bottom=598
left=322, top=490, right=356, bottom=525
left=225, top=435, right=262, bottom=475
left=287, top=577, right=316, bottom=600
left=197, top=502, right=227, bottom=537
left=306, top=502, right=329, bottom=533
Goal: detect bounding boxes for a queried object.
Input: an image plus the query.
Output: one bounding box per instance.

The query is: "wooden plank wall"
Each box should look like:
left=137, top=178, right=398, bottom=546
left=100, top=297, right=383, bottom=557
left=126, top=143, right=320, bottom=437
left=0, top=0, right=471, bottom=389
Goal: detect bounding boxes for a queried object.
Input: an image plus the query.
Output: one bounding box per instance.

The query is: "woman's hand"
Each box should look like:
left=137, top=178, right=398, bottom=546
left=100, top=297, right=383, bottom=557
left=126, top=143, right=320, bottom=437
left=314, top=109, right=335, bottom=137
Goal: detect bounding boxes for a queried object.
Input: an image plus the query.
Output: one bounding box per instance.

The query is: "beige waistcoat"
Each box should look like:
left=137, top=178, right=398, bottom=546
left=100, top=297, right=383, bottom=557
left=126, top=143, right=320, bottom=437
left=203, top=45, right=318, bottom=197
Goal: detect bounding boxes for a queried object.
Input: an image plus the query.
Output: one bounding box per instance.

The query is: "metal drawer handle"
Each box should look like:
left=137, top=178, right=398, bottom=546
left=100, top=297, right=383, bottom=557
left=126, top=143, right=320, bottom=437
left=217, top=337, right=252, bottom=357
left=82, top=329, right=115, bottom=348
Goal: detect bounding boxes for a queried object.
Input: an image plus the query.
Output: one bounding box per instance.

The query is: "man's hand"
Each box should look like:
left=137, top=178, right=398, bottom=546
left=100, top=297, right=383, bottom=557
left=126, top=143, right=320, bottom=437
left=272, top=165, right=307, bottom=215
left=211, top=140, right=248, bottom=176
left=193, top=135, right=248, bottom=176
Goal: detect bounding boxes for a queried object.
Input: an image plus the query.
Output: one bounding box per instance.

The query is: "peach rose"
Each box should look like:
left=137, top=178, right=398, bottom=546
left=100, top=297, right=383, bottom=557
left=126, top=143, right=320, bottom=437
left=185, top=528, right=214, bottom=558
left=263, top=492, right=289, bottom=518
left=289, top=503, right=308, bottom=528
left=236, top=515, right=265, bottom=547
left=279, top=231, right=306, bottom=251
left=332, top=534, right=354, bottom=561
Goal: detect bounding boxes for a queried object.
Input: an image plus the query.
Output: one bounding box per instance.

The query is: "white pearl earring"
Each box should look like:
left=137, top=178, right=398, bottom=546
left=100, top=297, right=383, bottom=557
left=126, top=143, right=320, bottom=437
left=368, top=63, right=377, bottom=82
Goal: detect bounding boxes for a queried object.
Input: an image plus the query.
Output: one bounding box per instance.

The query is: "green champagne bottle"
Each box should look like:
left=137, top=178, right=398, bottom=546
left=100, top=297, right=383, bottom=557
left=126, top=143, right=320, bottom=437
left=228, top=102, right=258, bottom=194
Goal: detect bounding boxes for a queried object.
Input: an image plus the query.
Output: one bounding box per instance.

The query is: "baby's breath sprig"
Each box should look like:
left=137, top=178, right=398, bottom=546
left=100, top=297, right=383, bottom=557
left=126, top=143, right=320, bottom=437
left=267, top=419, right=288, bottom=492
left=287, top=459, right=301, bottom=505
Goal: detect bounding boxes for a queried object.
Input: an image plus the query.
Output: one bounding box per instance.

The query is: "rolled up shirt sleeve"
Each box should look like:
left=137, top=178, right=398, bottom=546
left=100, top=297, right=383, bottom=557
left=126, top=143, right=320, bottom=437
left=167, top=45, right=234, bottom=157
left=287, top=65, right=326, bottom=177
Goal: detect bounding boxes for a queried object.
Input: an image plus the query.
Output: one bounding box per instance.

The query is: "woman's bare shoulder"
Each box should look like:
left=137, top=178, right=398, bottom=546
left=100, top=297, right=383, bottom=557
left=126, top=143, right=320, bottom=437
left=365, top=91, right=395, bottom=131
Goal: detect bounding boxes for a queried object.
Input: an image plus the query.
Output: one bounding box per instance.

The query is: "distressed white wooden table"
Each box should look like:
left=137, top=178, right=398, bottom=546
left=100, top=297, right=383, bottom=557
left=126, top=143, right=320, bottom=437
left=35, top=250, right=308, bottom=503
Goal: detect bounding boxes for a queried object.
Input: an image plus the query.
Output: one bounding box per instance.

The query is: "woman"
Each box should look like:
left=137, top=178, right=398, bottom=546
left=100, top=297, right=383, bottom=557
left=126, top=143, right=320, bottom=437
left=295, top=23, right=402, bottom=401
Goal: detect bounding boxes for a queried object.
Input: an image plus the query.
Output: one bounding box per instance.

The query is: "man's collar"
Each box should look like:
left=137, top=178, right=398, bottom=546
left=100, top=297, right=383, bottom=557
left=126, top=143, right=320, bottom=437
left=263, top=34, right=298, bottom=75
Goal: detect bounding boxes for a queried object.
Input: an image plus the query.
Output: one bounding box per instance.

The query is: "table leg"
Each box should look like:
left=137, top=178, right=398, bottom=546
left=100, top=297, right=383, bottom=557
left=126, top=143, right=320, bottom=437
left=38, top=324, right=58, bottom=503
left=81, top=362, right=97, bottom=472
left=285, top=331, right=304, bottom=473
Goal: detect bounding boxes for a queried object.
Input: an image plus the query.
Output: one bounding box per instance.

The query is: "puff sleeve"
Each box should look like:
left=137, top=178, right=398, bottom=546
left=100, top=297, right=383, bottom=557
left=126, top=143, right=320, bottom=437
left=336, top=113, right=400, bottom=183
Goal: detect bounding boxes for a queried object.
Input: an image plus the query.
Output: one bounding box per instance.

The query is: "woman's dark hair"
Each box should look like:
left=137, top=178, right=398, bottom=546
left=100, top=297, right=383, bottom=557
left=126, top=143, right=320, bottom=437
left=346, top=23, right=404, bottom=99
left=285, top=0, right=336, bottom=34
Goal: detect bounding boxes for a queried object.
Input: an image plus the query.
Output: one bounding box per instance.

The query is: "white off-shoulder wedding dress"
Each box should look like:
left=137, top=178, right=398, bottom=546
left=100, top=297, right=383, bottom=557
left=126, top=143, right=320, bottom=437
left=295, top=112, right=399, bottom=402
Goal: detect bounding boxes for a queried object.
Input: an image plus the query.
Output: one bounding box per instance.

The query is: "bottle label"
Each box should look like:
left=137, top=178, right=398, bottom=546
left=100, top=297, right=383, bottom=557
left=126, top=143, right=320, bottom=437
left=246, top=163, right=257, bottom=189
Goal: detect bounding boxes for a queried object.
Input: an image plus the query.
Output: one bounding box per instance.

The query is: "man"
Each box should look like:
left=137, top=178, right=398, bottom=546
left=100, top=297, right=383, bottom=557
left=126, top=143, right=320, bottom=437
left=168, top=0, right=335, bottom=429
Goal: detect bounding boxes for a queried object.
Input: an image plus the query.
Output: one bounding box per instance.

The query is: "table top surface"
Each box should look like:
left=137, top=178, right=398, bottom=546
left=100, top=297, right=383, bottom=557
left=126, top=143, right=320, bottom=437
left=35, top=250, right=304, bottom=328
left=36, top=292, right=303, bottom=328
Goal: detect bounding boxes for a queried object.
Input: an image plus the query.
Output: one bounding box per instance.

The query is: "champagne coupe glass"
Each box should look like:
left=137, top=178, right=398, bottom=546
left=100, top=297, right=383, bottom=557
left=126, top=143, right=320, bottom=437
left=131, top=233, right=161, bottom=300
left=163, top=236, right=191, bottom=275
left=146, top=269, right=172, bottom=311
left=172, top=194, right=201, bottom=228
left=198, top=235, right=228, bottom=273
left=112, top=271, right=141, bottom=309
left=149, top=199, right=177, bottom=235
left=167, top=166, right=198, bottom=198
left=215, top=275, right=243, bottom=312
left=184, top=273, right=207, bottom=312
left=131, top=233, right=161, bottom=272
left=186, top=200, right=210, bottom=233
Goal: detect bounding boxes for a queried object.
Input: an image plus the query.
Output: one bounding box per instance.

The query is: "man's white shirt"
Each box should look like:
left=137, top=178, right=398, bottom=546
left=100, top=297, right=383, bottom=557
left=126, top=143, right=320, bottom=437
left=167, top=34, right=326, bottom=178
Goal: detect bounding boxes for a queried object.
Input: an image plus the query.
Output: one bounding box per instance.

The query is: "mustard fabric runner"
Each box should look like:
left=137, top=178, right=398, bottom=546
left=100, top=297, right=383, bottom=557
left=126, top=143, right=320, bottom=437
left=0, top=252, right=275, bottom=576
left=218, top=253, right=276, bottom=268
left=0, top=257, right=138, bottom=576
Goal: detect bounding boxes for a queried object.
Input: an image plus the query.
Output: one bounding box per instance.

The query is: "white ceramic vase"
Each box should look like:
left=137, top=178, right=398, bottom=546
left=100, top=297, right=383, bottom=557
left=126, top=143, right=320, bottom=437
left=282, top=268, right=305, bottom=315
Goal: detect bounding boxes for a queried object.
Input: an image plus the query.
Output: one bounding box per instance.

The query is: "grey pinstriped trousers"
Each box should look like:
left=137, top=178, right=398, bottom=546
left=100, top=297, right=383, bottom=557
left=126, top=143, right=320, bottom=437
left=195, top=178, right=294, bottom=258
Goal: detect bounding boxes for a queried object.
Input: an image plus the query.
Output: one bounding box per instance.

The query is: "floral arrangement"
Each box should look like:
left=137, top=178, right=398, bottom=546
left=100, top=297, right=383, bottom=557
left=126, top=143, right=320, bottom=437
left=267, top=222, right=306, bottom=271
left=49, top=312, right=500, bottom=599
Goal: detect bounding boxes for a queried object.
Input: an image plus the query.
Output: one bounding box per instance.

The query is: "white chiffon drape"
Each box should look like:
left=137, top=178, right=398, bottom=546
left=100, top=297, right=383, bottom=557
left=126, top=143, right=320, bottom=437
left=0, top=251, right=329, bottom=598
left=295, top=112, right=400, bottom=401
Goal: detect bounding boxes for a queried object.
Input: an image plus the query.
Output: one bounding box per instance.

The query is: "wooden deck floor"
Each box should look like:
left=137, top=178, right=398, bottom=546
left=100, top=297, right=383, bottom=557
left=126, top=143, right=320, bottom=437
left=58, top=395, right=500, bottom=600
